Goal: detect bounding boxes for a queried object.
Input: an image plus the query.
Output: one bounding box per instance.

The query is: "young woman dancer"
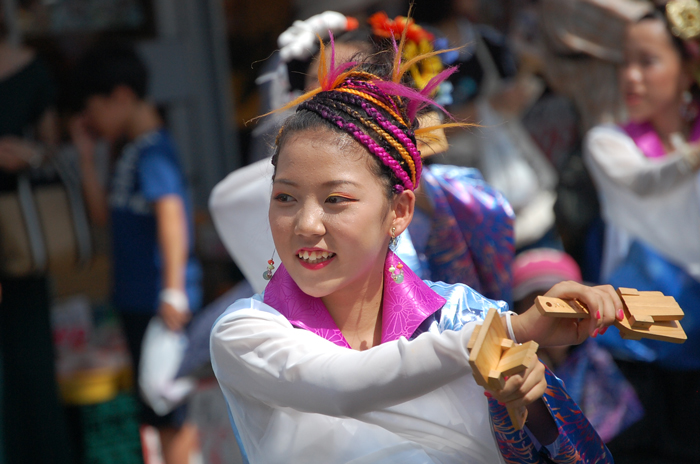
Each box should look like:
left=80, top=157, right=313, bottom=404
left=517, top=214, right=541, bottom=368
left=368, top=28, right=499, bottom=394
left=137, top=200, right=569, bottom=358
left=212, top=40, right=620, bottom=463
left=585, top=4, right=700, bottom=462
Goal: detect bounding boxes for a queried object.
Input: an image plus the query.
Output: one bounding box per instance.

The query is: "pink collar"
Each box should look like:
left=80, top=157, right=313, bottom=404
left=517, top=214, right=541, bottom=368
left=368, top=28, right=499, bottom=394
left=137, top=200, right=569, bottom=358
left=622, top=118, right=700, bottom=159
left=262, top=251, right=446, bottom=348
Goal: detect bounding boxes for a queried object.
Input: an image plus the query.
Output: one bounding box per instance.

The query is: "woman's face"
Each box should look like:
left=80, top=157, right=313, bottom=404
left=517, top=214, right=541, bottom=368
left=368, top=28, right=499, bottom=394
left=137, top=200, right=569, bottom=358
left=269, top=128, right=404, bottom=299
left=620, top=19, right=690, bottom=123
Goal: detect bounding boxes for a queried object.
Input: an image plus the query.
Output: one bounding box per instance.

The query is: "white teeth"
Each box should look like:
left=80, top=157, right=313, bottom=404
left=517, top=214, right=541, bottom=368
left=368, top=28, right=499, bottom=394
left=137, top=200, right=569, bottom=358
left=297, top=251, right=335, bottom=263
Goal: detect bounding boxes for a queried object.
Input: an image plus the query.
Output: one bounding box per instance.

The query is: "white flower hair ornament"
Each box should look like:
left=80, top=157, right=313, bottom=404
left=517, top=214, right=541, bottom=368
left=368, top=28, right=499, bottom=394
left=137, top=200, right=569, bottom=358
left=278, top=11, right=359, bottom=62
left=667, top=0, right=700, bottom=40
left=254, top=11, right=358, bottom=135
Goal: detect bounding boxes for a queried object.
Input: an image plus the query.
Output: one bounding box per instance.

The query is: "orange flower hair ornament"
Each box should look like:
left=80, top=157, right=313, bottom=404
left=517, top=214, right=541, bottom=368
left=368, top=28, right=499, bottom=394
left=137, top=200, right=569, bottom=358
left=369, top=12, right=445, bottom=92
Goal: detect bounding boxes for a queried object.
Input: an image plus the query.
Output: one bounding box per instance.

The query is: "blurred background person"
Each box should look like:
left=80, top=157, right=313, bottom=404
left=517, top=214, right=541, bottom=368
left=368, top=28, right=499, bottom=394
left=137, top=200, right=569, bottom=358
left=0, top=5, right=74, bottom=464
left=532, top=0, right=651, bottom=283
left=413, top=0, right=559, bottom=251
left=70, top=43, right=202, bottom=464
left=584, top=4, right=700, bottom=463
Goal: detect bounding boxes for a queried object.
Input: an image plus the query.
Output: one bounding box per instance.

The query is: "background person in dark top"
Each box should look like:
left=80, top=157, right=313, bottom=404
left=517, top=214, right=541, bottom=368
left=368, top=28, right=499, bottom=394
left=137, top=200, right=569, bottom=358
left=0, top=6, right=74, bottom=464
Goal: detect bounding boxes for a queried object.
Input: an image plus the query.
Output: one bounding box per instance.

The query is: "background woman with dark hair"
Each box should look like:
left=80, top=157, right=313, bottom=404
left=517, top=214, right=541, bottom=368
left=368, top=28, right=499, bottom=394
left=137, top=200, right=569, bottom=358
left=584, top=3, right=700, bottom=462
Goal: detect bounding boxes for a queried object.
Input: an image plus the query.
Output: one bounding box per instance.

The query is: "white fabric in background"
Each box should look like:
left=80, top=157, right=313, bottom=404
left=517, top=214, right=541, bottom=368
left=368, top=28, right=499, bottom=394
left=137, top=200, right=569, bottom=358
left=209, top=159, right=275, bottom=293
left=584, top=125, right=700, bottom=280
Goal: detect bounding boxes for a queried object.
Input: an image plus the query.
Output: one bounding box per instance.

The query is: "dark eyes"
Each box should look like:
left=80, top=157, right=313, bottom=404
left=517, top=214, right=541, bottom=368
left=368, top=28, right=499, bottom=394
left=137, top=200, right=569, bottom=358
left=273, top=193, right=356, bottom=204
left=274, top=193, right=294, bottom=202
left=325, top=195, right=355, bottom=204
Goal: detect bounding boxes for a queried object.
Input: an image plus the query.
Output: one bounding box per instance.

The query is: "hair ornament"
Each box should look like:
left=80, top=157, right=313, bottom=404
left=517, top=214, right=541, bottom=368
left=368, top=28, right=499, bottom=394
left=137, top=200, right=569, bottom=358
left=667, top=0, right=700, bottom=40
left=277, top=11, right=359, bottom=63
left=268, top=10, right=472, bottom=191
left=252, top=11, right=359, bottom=132
left=252, top=31, right=361, bottom=122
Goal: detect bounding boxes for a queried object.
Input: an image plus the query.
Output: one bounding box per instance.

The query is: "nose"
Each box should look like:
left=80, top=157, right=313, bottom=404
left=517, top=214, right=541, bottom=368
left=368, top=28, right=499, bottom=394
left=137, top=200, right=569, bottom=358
left=294, top=200, right=326, bottom=237
left=621, top=63, right=642, bottom=87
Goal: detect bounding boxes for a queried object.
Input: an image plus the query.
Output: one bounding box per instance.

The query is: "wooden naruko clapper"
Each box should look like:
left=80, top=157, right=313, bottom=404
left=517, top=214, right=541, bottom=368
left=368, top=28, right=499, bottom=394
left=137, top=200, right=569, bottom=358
left=535, top=287, right=687, bottom=344
left=467, top=308, right=539, bottom=430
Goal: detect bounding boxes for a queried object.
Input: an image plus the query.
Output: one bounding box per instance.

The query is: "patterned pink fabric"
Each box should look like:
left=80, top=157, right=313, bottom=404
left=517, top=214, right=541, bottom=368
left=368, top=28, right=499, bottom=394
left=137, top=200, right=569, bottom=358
left=263, top=251, right=446, bottom=348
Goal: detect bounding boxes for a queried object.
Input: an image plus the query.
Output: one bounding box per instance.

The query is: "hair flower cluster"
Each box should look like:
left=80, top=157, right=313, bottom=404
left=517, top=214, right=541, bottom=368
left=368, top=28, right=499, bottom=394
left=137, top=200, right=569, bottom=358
left=668, top=0, right=700, bottom=40
left=368, top=12, right=444, bottom=92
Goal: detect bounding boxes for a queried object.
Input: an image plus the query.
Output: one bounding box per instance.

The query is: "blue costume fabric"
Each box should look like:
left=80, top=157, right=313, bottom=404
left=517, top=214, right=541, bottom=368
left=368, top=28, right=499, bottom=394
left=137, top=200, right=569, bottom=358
left=405, top=165, right=515, bottom=304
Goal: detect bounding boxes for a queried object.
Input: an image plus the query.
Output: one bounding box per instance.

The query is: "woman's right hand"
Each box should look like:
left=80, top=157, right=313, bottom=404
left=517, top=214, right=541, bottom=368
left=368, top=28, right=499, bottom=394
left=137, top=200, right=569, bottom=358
left=513, top=281, right=624, bottom=347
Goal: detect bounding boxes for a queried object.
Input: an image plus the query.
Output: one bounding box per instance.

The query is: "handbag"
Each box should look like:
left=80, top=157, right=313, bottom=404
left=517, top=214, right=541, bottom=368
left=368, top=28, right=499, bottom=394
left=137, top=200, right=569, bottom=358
left=0, top=154, right=92, bottom=276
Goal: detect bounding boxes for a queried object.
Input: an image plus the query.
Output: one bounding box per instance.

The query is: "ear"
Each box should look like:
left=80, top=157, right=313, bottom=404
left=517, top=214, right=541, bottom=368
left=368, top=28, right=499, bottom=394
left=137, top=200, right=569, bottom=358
left=390, top=189, right=415, bottom=237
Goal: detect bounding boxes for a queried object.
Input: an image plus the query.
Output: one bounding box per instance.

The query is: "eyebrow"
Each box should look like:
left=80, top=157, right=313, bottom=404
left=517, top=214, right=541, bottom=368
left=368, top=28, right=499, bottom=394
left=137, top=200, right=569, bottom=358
left=273, top=179, right=361, bottom=188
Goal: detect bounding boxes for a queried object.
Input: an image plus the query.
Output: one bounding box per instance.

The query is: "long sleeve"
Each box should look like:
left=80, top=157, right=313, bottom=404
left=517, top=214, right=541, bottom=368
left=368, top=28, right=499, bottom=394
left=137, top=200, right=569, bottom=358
left=210, top=297, right=477, bottom=418
left=489, top=367, right=613, bottom=464
left=585, top=125, right=695, bottom=196
left=584, top=124, right=700, bottom=280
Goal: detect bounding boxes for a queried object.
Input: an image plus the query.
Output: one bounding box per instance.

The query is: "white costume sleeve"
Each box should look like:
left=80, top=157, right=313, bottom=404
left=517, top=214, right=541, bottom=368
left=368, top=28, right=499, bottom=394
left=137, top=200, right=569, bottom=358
left=585, top=125, right=696, bottom=196
left=584, top=125, right=700, bottom=280
left=208, top=159, right=275, bottom=293
left=210, top=297, right=476, bottom=418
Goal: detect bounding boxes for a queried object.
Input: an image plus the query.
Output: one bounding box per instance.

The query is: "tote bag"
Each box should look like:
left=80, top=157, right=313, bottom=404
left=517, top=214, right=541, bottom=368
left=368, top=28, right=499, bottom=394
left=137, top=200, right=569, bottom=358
left=0, top=156, right=92, bottom=276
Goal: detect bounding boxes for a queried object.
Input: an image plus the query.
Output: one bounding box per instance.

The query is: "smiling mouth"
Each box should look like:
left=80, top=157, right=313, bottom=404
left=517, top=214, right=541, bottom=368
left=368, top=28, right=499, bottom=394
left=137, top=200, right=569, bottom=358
left=297, top=250, right=336, bottom=265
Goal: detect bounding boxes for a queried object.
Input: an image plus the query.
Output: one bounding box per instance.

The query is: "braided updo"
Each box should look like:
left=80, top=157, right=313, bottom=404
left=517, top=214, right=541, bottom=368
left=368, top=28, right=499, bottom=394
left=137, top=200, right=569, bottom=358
left=272, top=61, right=423, bottom=199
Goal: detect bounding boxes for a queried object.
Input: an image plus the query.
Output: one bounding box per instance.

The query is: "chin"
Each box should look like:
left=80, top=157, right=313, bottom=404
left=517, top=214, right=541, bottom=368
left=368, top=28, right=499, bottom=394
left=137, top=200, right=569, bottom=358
left=625, top=106, right=651, bottom=124
left=286, top=268, right=336, bottom=298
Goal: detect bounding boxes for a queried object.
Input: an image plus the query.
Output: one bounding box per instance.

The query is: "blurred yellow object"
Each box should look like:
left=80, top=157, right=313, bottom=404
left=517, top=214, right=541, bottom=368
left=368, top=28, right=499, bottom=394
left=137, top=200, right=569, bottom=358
left=59, top=367, right=125, bottom=405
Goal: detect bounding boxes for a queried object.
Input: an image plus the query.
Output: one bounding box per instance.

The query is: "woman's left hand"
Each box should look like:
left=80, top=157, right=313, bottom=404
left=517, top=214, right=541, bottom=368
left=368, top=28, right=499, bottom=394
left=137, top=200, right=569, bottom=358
left=513, top=281, right=624, bottom=347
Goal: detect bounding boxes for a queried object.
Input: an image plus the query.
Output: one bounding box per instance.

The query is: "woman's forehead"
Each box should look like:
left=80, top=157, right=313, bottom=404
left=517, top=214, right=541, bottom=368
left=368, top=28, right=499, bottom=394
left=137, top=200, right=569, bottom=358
left=276, top=129, right=375, bottom=182
left=626, top=19, right=674, bottom=51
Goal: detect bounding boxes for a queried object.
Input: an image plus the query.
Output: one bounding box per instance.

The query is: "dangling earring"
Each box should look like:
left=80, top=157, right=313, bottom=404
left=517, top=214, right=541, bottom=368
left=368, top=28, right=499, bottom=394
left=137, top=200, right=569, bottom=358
left=263, top=251, right=276, bottom=281
left=389, top=226, right=398, bottom=249
left=388, top=227, right=404, bottom=284
left=681, top=90, right=698, bottom=122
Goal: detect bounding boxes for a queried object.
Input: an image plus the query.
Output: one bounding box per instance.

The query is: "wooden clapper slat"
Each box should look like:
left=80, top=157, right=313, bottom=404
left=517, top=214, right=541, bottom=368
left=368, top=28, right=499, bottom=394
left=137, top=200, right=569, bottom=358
left=535, top=287, right=687, bottom=344
left=467, top=308, right=539, bottom=430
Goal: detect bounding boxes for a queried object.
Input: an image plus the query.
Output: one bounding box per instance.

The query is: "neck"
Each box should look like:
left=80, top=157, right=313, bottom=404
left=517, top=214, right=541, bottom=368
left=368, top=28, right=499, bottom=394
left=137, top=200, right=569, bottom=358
left=321, top=252, right=387, bottom=351
left=125, top=101, right=162, bottom=140
left=650, top=102, right=687, bottom=150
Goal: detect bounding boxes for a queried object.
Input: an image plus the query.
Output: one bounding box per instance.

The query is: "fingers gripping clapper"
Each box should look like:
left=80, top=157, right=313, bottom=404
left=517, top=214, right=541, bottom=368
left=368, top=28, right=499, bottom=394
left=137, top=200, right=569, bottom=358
left=535, top=288, right=687, bottom=344
left=467, top=308, right=539, bottom=430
